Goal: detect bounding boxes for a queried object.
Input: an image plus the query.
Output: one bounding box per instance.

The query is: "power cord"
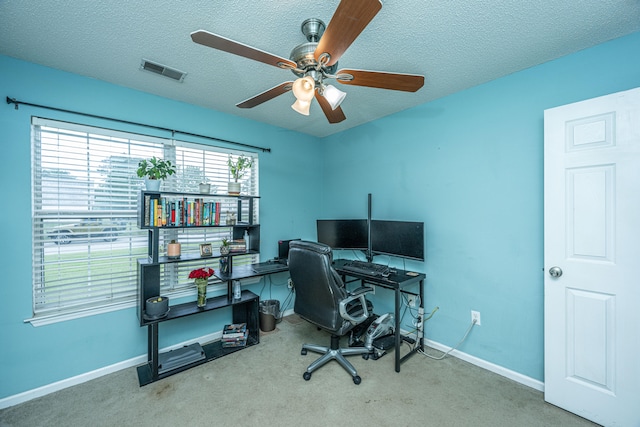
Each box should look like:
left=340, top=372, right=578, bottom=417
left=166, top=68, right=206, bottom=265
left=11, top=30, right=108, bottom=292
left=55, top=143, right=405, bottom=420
left=403, top=306, right=438, bottom=348
left=258, top=274, right=295, bottom=316
left=418, top=318, right=477, bottom=360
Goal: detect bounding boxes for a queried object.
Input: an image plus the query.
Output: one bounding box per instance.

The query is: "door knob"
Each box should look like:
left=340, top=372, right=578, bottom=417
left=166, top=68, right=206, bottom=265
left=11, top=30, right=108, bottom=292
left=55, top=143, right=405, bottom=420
left=549, top=266, right=563, bottom=278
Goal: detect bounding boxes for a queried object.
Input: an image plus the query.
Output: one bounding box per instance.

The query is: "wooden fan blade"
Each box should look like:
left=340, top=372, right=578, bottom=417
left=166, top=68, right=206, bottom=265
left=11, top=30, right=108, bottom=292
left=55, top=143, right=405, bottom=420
left=236, top=82, right=294, bottom=109
left=314, top=0, right=382, bottom=67
left=191, top=30, right=297, bottom=70
left=315, top=91, right=346, bottom=124
left=336, top=69, right=425, bottom=92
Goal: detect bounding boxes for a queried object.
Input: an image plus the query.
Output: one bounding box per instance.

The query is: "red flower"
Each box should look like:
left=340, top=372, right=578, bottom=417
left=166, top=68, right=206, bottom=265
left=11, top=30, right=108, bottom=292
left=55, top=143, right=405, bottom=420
left=189, top=267, right=215, bottom=280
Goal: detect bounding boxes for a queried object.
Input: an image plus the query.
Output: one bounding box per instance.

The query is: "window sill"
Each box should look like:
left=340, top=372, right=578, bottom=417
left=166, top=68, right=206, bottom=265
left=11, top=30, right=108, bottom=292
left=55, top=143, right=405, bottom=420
left=24, top=283, right=229, bottom=327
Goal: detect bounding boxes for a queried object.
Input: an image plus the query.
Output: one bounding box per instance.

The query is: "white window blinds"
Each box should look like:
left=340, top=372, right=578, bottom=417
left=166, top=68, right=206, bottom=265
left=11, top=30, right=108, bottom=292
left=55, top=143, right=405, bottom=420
left=31, top=118, right=259, bottom=323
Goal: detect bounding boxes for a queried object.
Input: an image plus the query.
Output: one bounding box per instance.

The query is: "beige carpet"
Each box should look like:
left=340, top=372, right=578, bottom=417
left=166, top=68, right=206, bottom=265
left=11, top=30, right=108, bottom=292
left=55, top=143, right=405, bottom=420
left=0, top=315, right=598, bottom=427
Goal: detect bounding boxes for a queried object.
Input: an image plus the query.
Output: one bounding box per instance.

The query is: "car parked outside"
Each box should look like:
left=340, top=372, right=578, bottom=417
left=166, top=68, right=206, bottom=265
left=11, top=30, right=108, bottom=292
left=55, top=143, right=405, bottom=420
left=48, top=218, right=125, bottom=245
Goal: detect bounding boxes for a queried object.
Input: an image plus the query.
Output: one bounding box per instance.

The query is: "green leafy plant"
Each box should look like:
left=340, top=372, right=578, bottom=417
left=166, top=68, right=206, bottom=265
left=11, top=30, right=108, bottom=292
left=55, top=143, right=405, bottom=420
left=227, top=155, right=253, bottom=182
left=220, top=238, right=230, bottom=256
left=137, top=157, right=176, bottom=180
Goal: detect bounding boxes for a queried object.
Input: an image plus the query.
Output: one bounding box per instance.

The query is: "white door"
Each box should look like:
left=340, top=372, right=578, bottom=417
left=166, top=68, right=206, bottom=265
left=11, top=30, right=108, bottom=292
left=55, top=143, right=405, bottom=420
left=544, top=87, right=640, bottom=426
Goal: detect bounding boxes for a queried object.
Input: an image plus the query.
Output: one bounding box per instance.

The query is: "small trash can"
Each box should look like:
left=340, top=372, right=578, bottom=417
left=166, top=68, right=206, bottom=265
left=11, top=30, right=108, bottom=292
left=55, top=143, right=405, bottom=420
left=259, top=299, right=281, bottom=332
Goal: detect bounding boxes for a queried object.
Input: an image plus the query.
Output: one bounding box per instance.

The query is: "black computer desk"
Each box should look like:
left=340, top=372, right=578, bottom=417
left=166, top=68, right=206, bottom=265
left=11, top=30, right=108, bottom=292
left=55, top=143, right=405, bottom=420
left=333, top=259, right=426, bottom=373
left=217, top=259, right=425, bottom=373
left=215, top=261, right=289, bottom=296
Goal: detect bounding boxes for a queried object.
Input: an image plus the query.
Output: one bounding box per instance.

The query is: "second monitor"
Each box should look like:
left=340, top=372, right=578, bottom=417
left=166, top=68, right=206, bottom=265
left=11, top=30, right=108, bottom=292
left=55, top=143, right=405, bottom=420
left=316, top=218, right=424, bottom=261
left=316, top=219, right=368, bottom=251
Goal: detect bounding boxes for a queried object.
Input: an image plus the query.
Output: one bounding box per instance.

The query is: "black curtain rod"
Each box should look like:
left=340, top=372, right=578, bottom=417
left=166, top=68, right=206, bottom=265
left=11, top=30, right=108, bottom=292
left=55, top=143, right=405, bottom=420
left=6, top=96, right=271, bottom=153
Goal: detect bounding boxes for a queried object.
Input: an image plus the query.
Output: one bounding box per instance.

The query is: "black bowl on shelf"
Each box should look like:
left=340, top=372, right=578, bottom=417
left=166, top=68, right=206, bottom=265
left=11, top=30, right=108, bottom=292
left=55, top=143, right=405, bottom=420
left=145, top=296, right=169, bottom=319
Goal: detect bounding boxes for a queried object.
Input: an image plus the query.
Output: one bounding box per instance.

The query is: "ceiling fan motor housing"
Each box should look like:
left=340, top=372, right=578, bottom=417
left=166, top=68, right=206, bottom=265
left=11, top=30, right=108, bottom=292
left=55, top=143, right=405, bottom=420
left=301, top=18, right=325, bottom=42
left=290, top=18, right=337, bottom=78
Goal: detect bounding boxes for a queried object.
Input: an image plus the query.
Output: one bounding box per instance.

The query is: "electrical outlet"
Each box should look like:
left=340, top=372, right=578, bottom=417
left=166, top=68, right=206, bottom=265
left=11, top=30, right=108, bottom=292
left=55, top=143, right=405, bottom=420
left=408, top=296, right=416, bottom=307
left=471, top=310, right=481, bottom=326
left=287, top=278, right=294, bottom=290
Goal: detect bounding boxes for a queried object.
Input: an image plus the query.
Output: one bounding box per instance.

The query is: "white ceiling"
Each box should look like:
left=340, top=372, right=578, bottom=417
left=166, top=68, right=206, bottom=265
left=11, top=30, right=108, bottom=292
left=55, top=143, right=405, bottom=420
left=1, top=0, right=639, bottom=137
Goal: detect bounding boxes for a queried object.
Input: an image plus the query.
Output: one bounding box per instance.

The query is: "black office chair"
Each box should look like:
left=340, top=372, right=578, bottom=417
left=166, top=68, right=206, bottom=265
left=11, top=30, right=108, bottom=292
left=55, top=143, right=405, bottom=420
left=288, top=240, right=374, bottom=384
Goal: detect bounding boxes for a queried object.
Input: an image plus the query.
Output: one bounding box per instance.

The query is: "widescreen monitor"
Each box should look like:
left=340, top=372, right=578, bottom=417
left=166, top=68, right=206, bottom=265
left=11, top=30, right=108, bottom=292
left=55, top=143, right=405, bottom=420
left=371, top=220, right=424, bottom=261
left=316, top=219, right=368, bottom=250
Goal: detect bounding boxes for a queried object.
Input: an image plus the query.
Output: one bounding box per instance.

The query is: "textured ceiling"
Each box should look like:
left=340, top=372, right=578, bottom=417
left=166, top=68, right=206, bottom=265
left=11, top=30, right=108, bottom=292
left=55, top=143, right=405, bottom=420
left=1, top=0, right=639, bottom=137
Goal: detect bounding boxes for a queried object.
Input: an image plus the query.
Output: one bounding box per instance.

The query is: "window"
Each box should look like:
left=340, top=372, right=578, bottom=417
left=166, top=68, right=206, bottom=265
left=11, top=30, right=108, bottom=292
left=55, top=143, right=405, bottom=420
left=30, top=118, right=259, bottom=324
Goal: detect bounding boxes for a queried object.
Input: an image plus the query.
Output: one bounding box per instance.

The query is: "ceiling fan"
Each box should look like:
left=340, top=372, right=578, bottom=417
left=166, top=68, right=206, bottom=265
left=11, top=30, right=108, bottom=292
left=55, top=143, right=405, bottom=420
left=190, top=0, right=424, bottom=124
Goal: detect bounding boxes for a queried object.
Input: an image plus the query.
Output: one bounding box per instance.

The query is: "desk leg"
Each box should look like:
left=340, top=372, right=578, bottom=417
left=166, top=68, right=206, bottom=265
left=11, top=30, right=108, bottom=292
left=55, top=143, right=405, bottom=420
left=398, top=278, right=425, bottom=370
left=418, top=278, right=425, bottom=352
left=394, top=288, right=401, bottom=372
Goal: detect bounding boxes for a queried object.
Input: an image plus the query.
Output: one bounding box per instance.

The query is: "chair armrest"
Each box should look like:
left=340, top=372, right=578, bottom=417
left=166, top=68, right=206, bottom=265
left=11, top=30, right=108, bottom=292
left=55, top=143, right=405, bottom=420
left=339, top=286, right=374, bottom=324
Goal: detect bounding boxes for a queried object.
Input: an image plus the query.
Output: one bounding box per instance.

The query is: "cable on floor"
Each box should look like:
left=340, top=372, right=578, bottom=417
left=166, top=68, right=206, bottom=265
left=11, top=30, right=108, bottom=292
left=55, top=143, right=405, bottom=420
left=418, top=318, right=477, bottom=360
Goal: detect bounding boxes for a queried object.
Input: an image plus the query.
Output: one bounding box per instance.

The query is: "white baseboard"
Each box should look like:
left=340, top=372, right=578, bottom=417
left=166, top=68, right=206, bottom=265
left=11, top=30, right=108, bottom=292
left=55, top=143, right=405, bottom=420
left=0, top=329, right=224, bottom=410
left=0, top=315, right=542, bottom=409
left=422, top=337, right=544, bottom=392
left=0, top=357, right=143, bottom=410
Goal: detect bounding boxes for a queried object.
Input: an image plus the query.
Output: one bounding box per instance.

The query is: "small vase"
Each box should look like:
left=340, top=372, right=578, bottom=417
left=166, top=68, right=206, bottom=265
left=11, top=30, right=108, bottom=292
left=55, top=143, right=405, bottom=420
left=167, top=241, right=181, bottom=259
left=199, top=183, right=211, bottom=194
left=195, top=278, right=208, bottom=308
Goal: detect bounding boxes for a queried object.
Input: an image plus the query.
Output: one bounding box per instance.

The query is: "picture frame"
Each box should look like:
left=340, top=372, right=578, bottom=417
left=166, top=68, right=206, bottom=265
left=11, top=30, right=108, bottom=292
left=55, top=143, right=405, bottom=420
left=199, top=243, right=213, bottom=257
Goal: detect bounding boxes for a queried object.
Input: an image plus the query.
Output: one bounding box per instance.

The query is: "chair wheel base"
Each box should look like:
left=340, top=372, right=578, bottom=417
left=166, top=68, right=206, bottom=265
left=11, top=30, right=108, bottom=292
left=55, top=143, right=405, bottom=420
left=353, top=375, right=361, bottom=385
left=303, top=372, right=312, bottom=381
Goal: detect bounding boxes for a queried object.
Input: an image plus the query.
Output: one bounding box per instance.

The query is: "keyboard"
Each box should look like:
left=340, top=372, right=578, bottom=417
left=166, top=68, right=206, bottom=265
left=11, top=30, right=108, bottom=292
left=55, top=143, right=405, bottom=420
left=252, top=262, right=287, bottom=274
left=340, top=260, right=389, bottom=277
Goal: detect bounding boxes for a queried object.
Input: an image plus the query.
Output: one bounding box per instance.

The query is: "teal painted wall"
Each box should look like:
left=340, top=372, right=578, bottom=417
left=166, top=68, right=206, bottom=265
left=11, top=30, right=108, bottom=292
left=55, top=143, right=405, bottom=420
left=0, top=55, right=321, bottom=399
left=320, top=32, right=640, bottom=380
left=1, top=30, right=639, bottom=399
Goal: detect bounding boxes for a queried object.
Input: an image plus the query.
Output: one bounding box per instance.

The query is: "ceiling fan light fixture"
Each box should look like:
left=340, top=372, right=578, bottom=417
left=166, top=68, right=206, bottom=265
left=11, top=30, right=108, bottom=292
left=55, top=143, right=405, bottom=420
left=291, top=99, right=312, bottom=116
left=322, top=84, right=346, bottom=110
left=292, top=76, right=315, bottom=102
left=291, top=76, right=316, bottom=116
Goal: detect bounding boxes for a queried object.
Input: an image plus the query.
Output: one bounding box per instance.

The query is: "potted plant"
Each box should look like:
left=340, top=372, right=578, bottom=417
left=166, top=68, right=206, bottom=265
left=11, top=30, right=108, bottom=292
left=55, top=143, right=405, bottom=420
left=137, top=156, right=176, bottom=191
left=227, top=155, right=253, bottom=195
left=219, top=238, right=230, bottom=256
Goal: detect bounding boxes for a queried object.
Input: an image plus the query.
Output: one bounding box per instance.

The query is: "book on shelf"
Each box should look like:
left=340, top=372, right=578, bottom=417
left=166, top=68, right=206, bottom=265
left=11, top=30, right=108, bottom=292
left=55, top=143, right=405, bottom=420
left=222, top=331, right=248, bottom=342
left=144, top=195, right=227, bottom=227
left=214, top=202, right=221, bottom=226
left=228, top=239, right=247, bottom=253
left=222, top=323, right=247, bottom=338
left=221, top=330, right=249, bottom=348
left=222, top=341, right=247, bottom=348
left=222, top=331, right=248, bottom=348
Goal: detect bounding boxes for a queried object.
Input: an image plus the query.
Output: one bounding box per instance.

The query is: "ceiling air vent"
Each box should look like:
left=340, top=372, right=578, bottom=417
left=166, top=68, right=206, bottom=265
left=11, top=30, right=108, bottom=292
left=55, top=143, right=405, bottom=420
left=140, top=59, right=186, bottom=82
